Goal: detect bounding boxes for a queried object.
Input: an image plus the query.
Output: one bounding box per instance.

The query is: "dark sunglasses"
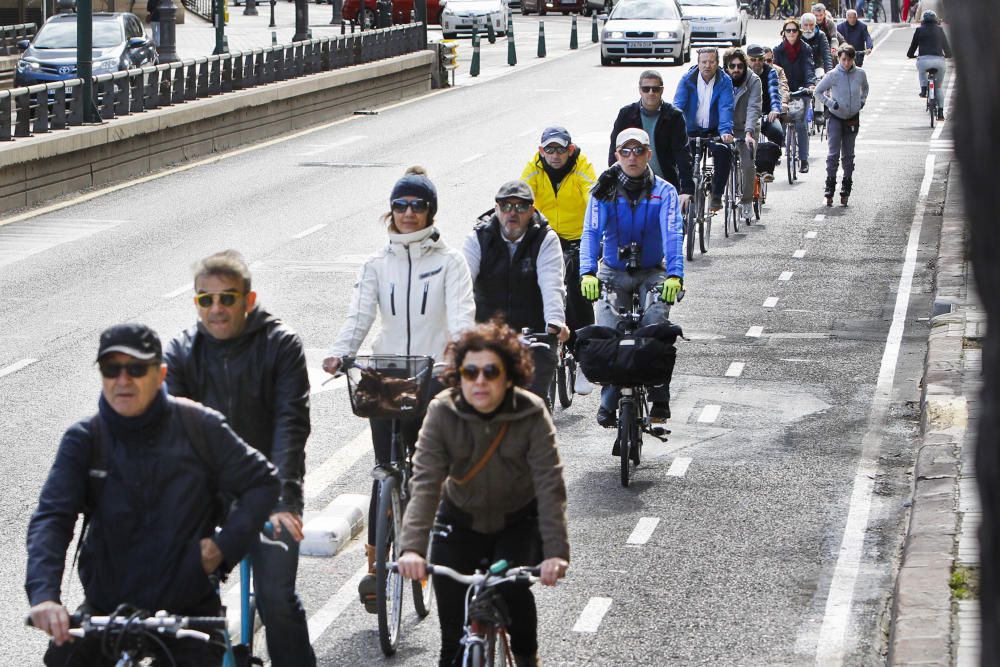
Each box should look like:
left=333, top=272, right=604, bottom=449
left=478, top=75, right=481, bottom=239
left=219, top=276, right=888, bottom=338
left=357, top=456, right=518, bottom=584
left=459, top=363, right=503, bottom=381
left=390, top=198, right=430, bottom=214
left=764, top=57, right=774, bottom=63
left=195, top=290, right=243, bottom=309
left=784, top=27, right=799, bottom=33
left=497, top=201, right=532, bottom=213
left=618, top=146, right=648, bottom=157
left=727, top=63, right=746, bottom=70
left=640, top=85, right=663, bottom=93
left=99, top=361, right=159, bottom=379
left=542, top=145, right=569, bottom=155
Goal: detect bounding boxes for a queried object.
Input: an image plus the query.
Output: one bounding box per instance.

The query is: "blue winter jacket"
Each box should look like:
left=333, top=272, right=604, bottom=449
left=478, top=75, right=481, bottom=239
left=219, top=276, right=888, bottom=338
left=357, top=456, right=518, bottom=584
left=673, top=66, right=735, bottom=137
left=761, top=64, right=783, bottom=115
left=580, top=176, right=684, bottom=279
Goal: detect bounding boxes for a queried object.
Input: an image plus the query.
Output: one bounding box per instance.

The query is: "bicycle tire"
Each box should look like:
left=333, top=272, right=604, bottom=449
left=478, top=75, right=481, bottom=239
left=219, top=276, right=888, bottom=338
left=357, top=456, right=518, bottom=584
left=557, top=358, right=575, bottom=408
left=731, top=164, right=742, bottom=233
left=786, top=130, right=796, bottom=184
left=873, top=1, right=885, bottom=22
left=723, top=187, right=731, bottom=238
left=928, top=81, right=936, bottom=128
left=412, top=566, right=434, bottom=618
left=699, top=211, right=711, bottom=254
left=375, top=476, right=404, bottom=656
left=619, top=400, right=633, bottom=487
left=467, top=641, right=485, bottom=667
left=685, top=201, right=696, bottom=261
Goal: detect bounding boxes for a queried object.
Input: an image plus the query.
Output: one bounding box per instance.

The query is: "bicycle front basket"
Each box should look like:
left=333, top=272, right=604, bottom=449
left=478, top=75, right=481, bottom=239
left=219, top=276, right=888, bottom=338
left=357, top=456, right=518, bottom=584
left=788, top=98, right=806, bottom=122
left=345, top=355, right=435, bottom=420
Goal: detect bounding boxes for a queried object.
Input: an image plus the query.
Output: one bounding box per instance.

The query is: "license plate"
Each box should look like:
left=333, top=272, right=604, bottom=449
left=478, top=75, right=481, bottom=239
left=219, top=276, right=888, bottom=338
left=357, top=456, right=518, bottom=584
left=560, top=0, right=576, bottom=4
left=628, top=41, right=652, bottom=48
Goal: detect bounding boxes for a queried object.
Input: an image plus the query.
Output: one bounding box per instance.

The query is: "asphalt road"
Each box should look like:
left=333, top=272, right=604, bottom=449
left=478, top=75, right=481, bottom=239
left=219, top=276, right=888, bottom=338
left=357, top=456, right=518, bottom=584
left=0, top=20, right=952, bottom=666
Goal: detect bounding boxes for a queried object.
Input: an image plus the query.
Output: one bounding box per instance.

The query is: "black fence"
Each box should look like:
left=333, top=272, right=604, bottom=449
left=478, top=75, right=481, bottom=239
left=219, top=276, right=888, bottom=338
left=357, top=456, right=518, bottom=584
left=0, top=23, right=36, bottom=56
left=0, top=23, right=425, bottom=142
left=181, top=0, right=213, bottom=21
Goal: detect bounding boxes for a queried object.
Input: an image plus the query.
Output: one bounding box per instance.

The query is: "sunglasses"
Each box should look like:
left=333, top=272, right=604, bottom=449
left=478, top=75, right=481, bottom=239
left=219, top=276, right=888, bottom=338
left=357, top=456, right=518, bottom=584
left=390, top=198, right=430, bottom=213
left=542, top=145, right=569, bottom=155
left=99, top=361, right=159, bottom=379
left=459, top=363, right=503, bottom=381
left=764, top=57, right=774, bottom=63
left=618, top=146, right=648, bottom=157
left=195, top=290, right=243, bottom=309
left=784, top=27, right=799, bottom=33
left=497, top=201, right=532, bottom=213
left=727, top=63, right=746, bottom=70
left=640, top=85, right=663, bottom=93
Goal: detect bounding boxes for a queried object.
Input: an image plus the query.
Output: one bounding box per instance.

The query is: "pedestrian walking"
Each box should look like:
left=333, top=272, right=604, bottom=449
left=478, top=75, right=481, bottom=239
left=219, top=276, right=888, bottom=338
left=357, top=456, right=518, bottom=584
left=815, top=44, right=869, bottom=206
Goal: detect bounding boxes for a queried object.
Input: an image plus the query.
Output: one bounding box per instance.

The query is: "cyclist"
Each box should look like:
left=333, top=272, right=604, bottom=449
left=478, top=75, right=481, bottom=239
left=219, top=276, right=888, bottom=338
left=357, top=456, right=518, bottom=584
left=772, top=19, right=816, bottom=173
left=673, top=47, right=736, bottom=212
left=463, top=180, right=568, bottom=402
left=907, top=10, right=952, bottom=121
left=323, top=166, right=475, bottom=611
left=801, top=12, right=833, bottom=132
left=763, top=46, right=791, bottom=113
left=608, top=70, right=694, bottom=209
left=164, top=250, right=316, bottom=667
left=811, top=3, right=840, bottom=55
left=748, top=44, right=786, bottom=181
left=581, top=128, right=684, bottom=427
left=723, top=47, right=763, bottom=221
left=816, top=44, right=869, bottom=206
left=520, top=126, right=598, bottom=394
left=27, top=324, right=279, bottom=666
left=396, top=320, right=569, bottom=667
left=837, top=9, right=873, bottom=67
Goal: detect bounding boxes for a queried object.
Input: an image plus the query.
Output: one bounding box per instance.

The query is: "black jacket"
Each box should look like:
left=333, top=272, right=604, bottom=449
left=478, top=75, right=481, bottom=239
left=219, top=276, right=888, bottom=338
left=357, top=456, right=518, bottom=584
left=907, top=22, right=952, bottom=58
left=473, top=212, right=549, bottom=332
left=26, top=393, right=279, bottom=612
left=802, top=29, right=832, bottom=72
left=608, top=101, right=694, bottom=196
left=772, top=39, right=816, bottom=92
left=165, top=307, right=310, bottom=514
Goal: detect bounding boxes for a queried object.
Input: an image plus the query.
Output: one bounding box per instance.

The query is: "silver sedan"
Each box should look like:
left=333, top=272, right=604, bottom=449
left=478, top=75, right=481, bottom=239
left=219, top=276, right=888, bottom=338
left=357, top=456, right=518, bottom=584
left=600, top=0, right=692, bottom=66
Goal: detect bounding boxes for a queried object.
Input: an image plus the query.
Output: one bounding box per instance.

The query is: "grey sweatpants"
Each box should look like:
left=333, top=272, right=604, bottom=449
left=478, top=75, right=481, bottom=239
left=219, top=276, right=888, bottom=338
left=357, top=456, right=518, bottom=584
left=917, top=55, right=947, bottom=109
left=826, top=115, right=858, bottom=183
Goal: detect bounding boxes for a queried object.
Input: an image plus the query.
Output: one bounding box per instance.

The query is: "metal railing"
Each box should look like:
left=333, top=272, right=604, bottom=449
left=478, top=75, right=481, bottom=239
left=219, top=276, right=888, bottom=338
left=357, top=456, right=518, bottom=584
left=1, top=23, right=36, bottom=56
left=0, top=23, right=425, bottom=142
left=181, top=0, right=213, bottom=21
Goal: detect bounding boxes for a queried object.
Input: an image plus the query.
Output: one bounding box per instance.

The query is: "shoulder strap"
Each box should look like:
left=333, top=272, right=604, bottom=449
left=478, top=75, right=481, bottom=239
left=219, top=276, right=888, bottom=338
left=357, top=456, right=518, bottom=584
left=451, top=423, right=509, bottom=487
left=172, top=397, right=218, bottom=495
left=74, top=414, right=110, bottom=568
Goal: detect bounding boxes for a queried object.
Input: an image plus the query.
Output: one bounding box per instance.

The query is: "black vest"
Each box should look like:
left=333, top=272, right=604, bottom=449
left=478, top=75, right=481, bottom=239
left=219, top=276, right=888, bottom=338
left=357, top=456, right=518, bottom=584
left=473, top=214, right=548, bottom=332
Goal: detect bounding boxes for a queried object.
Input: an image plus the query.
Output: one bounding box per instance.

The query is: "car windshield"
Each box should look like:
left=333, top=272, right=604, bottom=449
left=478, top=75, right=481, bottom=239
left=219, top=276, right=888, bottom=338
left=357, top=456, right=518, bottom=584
left=611, top=0, right=680, bottom=19
left=33, top=20, right=123, bottom=49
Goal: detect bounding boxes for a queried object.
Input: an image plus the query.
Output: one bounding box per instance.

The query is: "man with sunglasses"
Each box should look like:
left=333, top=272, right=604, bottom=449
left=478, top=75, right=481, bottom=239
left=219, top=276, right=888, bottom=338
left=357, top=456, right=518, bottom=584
left=463, top=181, right=568, bottom=402
left=27, top=323, right=279, bottom=666
left=723, top=48, right=763, bottom=221
left=608, top=70, right=694, bottom=209
left=163, top=250, right=316, bottom=667
left=747, top=44, right=786, bottom=180
left=673, top=47, right=736, bottom=212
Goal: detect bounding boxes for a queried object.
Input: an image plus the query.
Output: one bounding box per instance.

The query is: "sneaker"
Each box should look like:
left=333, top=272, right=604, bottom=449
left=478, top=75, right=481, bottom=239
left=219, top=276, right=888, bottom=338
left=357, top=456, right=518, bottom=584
left=573, top=370, right=593, bottom=395
left=763, top=172, right=775, bottom=183
left=919, top=86, right=927, bottom=98
left=937, top=108, right=945, bottom=120
left=740, top=202, right=753, bottom=220
left=358, top=574, right=377, bottom=614
left=650, top=402, right=670, bottom=422
left=709, top=194, right=723, bottom=211
left=596, top=406, right=616, bottom=428
left=799, top=160, right=809, bottom=173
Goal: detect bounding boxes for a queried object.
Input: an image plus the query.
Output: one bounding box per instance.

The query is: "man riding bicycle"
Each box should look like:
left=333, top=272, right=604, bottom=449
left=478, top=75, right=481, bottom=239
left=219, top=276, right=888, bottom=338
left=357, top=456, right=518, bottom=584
left=723, top=47, right=763, bottom=221
left=581, top=128, right=685, bottom=428
left=748, top=44, right=786, bottom=181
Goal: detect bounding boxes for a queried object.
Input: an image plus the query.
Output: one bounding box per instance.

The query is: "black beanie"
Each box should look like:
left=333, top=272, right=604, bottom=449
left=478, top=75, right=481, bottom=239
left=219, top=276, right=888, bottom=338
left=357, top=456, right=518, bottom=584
left=390, top=172, right=438, bottom=217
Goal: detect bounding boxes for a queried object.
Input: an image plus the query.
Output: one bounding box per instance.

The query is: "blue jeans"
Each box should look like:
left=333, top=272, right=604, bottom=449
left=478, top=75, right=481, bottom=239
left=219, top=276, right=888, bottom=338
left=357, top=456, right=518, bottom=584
left=795, top=117, right=810, bottom=162
left=252, top=530, right=317, bottom=667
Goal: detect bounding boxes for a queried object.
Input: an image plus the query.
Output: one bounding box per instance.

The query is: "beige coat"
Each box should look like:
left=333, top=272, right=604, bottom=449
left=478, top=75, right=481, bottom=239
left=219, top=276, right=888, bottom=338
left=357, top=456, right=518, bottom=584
left=399, top=387, right=570, bottom=561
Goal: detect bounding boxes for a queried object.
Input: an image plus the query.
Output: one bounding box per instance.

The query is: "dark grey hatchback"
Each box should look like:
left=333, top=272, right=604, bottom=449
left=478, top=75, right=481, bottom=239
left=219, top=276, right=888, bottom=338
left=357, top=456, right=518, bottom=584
left=14, top=13, right=158, bottom=87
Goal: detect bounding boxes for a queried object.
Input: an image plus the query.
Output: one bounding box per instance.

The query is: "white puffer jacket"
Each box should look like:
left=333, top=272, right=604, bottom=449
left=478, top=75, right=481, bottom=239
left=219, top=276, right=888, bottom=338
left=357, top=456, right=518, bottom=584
left=327, top=225, right=476, bottom=360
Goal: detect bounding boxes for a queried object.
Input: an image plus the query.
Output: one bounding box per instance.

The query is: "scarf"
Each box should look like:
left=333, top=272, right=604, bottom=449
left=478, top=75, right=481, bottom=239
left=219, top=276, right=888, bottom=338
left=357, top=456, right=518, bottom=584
left=541, top=148, right=579, bottom=194
left=592, top=164, right=654, bottom=203
left=617, top=163, right=654, bottom=196
left=98, top=386, right=168, bottom=440
left=784, top=37, right=802, bottom=62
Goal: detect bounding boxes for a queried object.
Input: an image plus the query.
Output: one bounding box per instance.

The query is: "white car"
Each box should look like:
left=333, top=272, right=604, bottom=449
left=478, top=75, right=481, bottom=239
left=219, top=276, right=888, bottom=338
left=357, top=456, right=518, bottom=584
left=679, top=0, right=748, bottom=46
left=440, top=0, right=508, bottom=38
left=600, top=0, right=691, bottom=66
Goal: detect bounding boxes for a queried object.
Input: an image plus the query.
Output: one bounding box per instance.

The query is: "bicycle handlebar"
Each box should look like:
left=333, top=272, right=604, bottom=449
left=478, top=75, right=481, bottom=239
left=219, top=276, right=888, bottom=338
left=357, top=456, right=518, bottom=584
left=388, top=562, right=542, bottom=586
left=790, top=87, right=814, bottom=98
left=26, top=610, right=227, bottom=640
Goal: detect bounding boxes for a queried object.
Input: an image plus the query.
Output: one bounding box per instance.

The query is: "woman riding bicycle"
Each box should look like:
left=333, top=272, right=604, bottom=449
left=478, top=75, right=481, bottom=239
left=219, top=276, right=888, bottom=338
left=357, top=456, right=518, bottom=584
left=323, top=166, right=476, bottom=611
left=906, top=10, right=952, bottom=121
left=396, top=321, right=570, bottom=667
left=772, top=19, right=817, bottom=173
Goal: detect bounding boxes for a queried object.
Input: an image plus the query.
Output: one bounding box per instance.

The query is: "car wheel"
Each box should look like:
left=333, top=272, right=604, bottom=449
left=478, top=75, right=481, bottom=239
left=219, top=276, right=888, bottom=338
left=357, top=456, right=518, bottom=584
left=581, top=4, right=590, bottom=15
left=601, top=53, right=617, bottom=65
left=520, top=1, right=529, bottom=13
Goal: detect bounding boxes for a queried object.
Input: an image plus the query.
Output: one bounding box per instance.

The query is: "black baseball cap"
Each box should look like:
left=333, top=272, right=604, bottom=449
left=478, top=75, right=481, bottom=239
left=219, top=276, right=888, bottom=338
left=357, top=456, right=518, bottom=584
left=747, top=44, right=765, bottom=58
left=96, top=323, right=163, bottom=362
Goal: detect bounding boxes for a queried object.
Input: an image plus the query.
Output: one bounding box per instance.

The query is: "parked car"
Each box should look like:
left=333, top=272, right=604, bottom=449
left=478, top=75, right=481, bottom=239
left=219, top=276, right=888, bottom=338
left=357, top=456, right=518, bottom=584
left=14, top=12, right=157, bottom=87
left=441, top=0, right=507, bottom=38
left=521, top=0, right=584, bottom=16
left=600, top=0, right=691, bottom=66
left=678, top=0, right=748, bottom=46
left=341, top=0, right=445, bottom=27
left=584, top=0, right=616, bottom=16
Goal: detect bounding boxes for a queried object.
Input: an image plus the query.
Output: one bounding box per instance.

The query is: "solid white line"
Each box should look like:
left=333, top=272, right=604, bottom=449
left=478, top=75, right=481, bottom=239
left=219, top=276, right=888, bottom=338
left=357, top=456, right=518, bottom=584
left=805, top=231, right=818, bottom=239
left=0, top=358, right=38, bottom=378
left=460, top=152, right=486, bottom=164
left=626, top=517, right=661, bottom=545
left=814, top=154, right=936, bottom=665
left=813, top=214, right=825, bottom=222
left=162, top=284, right=191, bottom=299
left=725, top=361, right=745, bottom=378
left=697, top=405, right=721, bottom=423
left=779, top=271, right=793, bottom=281
left=573, top=598, right=613, bottom=633
left=292, top=223, right=327, bottom=239
left=666, top=457, right=692, bottom=478
left=300, top=134, right=367, bottom=156
left=746, top=326, right=763, bottom=338
left=519, top=128, right=537, bottom=137
left=793, top=249, right=806, bottom=259
left=307, top=562, right=368, bottom=642
left=304, top=428, right=372, bottom=502
left=763, top=296, right=779, bottom=308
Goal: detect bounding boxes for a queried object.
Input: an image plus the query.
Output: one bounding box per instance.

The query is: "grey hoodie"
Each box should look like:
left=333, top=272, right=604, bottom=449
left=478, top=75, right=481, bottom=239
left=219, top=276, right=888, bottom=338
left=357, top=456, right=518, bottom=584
left=815, top=62, right=869, bottom=120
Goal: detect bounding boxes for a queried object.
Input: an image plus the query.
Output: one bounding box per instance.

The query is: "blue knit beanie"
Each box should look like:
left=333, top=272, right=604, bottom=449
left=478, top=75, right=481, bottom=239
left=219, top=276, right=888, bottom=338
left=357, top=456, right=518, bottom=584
left=390, top=168, right=438, bottom=217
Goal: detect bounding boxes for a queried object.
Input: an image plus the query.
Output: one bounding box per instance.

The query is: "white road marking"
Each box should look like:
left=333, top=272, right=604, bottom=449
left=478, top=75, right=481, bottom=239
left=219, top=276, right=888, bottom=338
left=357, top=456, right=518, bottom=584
left=573, top=598, right=613, bottom=633
left=813, top=214, right=825, bottom=222
left=746, top=326, right=763, bottom=338
left=725, top=361, right=745, bottom=378
left=763, top=297, right=779, bottom=308
left=162, top=284, right=191, bottom=299
left=519, top=128, right=536, bottom=137
left=666, top=457, right=692, bottom=478
left=626, top=517, right=661, bottom=545
left=460, top=152, right=486, bottom=164
left=779, top=271, right=793, bottom=281
left=300, top=134, right=368, bottom=156
left=307, top=562, right=369, bottom=642
left=805, top=231, right=818, bottom=239
left=793, top=249, right=806, bottom=259
left=292, top=223, right=327, bottom=239
left=814, top=154, right=936, bottom=664
left=697, top=404, right=721, bottom=423
left=0, top=358, right=37, bottom=378
left=304, top=428, right=372, bottom=502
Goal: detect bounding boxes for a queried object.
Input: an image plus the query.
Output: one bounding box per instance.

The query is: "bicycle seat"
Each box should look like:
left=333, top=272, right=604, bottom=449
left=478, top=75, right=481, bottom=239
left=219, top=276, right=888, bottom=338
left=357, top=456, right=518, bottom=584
left=926, top=68, right=939, bottom=75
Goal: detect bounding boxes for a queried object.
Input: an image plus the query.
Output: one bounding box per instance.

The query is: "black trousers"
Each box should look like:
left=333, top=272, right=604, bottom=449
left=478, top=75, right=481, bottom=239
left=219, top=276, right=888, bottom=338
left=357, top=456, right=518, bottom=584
left=431, top=505, right=543, bottom=667
left=559, top=237, right=596, bottom=349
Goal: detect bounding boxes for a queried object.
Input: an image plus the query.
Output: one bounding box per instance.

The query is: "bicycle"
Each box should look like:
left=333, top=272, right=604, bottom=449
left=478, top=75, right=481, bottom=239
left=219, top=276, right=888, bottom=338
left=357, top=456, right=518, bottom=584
left=723, top=138, right=748, bottom=238
left=687, top=135, right=725, bottom=260
left=391, top=559, right=542, bottom=667
left=520, top=329, right=559, bottom=412
left=775, top=0, right=798, bottom=19
left=555, top=339, right=578, bottom=409
left=860, top=0, right=886, bottom=22
left=785, top=88, right=813, bottom=184
left=230, top=521, right=286, bottom=665
left=810, top=94, right=827, bottom=141
left=342, top=354, right=437, bottom=655
left=747, top=0, right=766, bottom=19
left=926, top=67, right=939, bottom=128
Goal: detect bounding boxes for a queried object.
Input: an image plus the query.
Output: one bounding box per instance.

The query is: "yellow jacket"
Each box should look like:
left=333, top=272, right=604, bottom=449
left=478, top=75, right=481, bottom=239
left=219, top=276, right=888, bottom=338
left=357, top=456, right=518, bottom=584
left=520, top=150, right=597, bottom=241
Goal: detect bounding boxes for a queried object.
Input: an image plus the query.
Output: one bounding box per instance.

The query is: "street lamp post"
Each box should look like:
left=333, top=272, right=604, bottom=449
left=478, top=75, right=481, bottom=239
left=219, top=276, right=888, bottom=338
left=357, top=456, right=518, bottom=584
left=213, top=0, right=228, bottom=54
left=415, top=0, right=427, bottom=42
left=76, top=0, right=100, bottom=122
left=158, top=0, right=179, bottom=63
left=293, top=0, right=309, bottom=40
left=269, top=0, right=277, bottom=27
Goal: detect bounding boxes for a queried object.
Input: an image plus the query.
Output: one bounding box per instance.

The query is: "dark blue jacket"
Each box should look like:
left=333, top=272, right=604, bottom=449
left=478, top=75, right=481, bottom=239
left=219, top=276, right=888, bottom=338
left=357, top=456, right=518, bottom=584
left=760, top=64, right=783, bottom=115
left=837, top=19, right=873, bottom=51
left=673, top=66, right=735, bottom=136
left=772, top=40, right=816, bottom=91
left=25, top=393, right=279, bottom=613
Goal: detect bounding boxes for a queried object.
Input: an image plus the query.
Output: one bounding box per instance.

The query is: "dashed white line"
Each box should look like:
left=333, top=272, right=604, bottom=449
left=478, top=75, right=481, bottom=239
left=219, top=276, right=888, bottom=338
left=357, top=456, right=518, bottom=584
left=746, top=326, right=763, bottom=338
left=805, top=231, right=818, bottom=239
left=813, top=214, right=826, bottom=222
left=573, top=598, right=613, bottom=633
left=763, top=296, right=779, bottom=309
left=793, top=249, right=806, bottom=259
left=779, top=271, right=793, bottom=281
left=725, top=361, right=745, bottom=377
left=518, top=128, right=537, bottom=137
left=0, top=358, right=37, bottom=378
left=666, top=457, right=692, bottom=478
left=162, top=284, right=191, bottom=299
left=460, top=152, right=486, bottom=164
left=697, top=404, right=721, bottom=423
left=307, top=562, right=368, bottom=642
left=626, top=517, right=661, bottom=545
left=292, top=224, right=327, bottom=239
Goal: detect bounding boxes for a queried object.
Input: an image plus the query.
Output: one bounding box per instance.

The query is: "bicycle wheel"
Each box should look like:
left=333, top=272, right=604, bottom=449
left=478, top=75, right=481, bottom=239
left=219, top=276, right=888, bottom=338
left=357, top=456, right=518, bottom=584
left=618, top=399, right=633, bottom=487
left=699, top=194, right=711, bottom=254
left=375, top=476, right=404, bottom=656
left=723, top=180, right=732, bottom=239
left=557, top=355, right=575, bottom=408
left=731, top=162, right=742, bottom=233
left=753, top=176, right=762, bottom=221
left=928, top=81, right=936, bottom=128
left=411, top=548, right=434, bottom=617
left=873, top=0, right=885, bottom=22
left=685, top=199, right=697, bottom=261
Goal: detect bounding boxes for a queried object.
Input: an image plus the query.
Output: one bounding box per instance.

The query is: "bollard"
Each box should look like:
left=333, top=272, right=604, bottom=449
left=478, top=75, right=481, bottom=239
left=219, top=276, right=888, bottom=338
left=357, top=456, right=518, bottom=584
left=591, top=13, right=598, bottom=43
left=537, top=21, right=546, bottom=58
left=272, top=30, right=277, bottom=45
left=507, top=13, right=517, bottom=66
left=487, top=17, right=496, bottom=43
left=570, top=14, right=578, bottom=49
left=471, top=30, right=481, bottom=77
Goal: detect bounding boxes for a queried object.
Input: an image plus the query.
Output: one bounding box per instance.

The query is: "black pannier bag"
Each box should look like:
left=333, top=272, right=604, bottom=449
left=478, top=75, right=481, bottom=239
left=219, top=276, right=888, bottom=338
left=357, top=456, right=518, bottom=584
left=575, top=322, right=681, bottom=386
left=755, top=141, right=780, bottom=173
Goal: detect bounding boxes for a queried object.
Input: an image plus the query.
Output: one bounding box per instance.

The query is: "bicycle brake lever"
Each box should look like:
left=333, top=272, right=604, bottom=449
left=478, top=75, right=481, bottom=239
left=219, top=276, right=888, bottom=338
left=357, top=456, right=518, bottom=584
left=260, top=533, right=290, bottom=551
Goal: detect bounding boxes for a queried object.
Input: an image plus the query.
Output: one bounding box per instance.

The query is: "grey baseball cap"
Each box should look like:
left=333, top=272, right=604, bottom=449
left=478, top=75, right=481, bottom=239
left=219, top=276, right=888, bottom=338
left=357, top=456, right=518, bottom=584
left=540, top=126, right=572, bottom=147
left=494, top=180, right=535, bottom=202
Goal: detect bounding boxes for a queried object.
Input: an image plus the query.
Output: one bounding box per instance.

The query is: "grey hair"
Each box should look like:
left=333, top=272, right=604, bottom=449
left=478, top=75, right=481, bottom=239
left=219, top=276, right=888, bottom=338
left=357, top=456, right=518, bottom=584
left=192, top=250, right=252, bottom=293
left=846, top=8, right=858, bottom=16
left=811, top=2, right=826, bottom=10
left=638, top=69, right=663, bottom=86
left=800, top=11, right=817, bottom=25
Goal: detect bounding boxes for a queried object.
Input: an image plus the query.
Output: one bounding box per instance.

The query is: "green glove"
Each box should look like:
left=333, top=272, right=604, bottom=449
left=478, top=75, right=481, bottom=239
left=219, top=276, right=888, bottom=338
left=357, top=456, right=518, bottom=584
left=661, top=277, right=682, bottom=304
left=581, top=275, right=600, bottom=302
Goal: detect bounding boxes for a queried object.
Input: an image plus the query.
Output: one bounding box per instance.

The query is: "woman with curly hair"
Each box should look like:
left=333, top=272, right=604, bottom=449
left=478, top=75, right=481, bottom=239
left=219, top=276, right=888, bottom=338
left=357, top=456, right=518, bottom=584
left=397, top=320, right=570, bottom=667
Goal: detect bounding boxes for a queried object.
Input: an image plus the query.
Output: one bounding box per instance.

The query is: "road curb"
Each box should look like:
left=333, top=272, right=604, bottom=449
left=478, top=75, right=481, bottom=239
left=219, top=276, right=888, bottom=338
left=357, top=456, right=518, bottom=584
left=301, top=493, right=368, bottom=557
